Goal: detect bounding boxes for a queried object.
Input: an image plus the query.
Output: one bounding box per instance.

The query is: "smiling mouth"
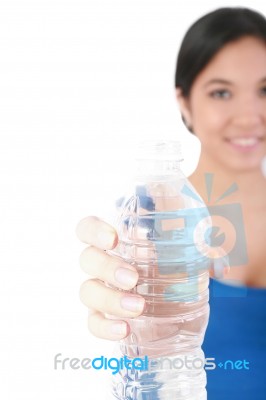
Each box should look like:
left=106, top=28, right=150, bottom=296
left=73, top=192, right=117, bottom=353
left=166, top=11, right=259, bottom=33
left=225, top=137, right=264, bottom=149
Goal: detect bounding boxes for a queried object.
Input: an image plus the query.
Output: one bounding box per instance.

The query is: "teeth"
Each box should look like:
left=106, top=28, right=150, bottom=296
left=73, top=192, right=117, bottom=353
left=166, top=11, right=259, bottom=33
left=230, top=137, right=259, bottom=146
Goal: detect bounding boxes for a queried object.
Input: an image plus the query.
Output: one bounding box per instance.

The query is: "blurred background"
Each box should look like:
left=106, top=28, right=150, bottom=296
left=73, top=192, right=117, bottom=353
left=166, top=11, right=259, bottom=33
left=0, top=0, right=265, bottom=398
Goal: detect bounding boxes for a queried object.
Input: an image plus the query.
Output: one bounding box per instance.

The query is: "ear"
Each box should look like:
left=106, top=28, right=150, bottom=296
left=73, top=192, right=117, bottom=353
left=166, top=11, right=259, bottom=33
left=175, top=88, right=193, bottom=128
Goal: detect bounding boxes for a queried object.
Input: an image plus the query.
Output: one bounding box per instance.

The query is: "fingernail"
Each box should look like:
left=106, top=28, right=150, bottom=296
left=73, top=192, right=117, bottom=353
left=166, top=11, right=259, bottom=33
left=97, top=230, right=115, bottom=248
left=115, top=267, right=138, bottom=288
left=213, top=259, right=224, bottom=279
left=224, top=265, right=231, bottom=275
left=120, top=296, right=145, bottom=313
left=110, top=322, right=127, bottom=336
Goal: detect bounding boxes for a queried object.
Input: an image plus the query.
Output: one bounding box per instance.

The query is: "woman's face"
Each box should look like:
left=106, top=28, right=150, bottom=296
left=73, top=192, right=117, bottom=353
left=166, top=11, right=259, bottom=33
left=177, top=36, right=266, bottom=172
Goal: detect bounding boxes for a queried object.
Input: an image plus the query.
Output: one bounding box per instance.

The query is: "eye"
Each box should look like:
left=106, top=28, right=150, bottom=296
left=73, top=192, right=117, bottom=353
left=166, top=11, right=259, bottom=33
left=259, top=86, right=266, bottom=96
left=209, top=89, right=231, bottom=99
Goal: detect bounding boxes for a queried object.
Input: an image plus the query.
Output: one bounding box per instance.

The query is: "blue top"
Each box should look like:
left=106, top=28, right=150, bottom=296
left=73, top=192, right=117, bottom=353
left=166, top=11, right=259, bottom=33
left=202, top=278, right=266, bottom=399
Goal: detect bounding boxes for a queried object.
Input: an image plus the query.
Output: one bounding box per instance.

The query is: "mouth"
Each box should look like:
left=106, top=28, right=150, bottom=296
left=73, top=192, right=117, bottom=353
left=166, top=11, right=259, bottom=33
left=225, top=136, right=264, bottom=151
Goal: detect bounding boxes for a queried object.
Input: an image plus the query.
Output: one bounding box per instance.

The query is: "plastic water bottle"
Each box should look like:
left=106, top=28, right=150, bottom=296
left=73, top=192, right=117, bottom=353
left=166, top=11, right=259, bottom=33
left=107, top=140, right=212, bottom=400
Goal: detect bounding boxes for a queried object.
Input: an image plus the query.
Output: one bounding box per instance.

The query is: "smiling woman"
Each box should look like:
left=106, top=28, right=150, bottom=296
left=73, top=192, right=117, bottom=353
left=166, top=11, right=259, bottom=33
left=176, top=36, right=266, bottom=172
left=173, top=8, right=266, bottom=399
left=76, top=7, right=266, bottom=400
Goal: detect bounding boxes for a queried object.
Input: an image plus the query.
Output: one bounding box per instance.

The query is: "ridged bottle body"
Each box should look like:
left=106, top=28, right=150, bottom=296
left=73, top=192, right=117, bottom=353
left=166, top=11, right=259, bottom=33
left=107, top=142, right=211, bottom=400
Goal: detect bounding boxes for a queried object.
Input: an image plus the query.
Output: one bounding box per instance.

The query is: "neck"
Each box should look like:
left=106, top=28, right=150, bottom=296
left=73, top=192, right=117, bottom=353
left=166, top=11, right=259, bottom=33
left=189, top=152, right=266, bottom=205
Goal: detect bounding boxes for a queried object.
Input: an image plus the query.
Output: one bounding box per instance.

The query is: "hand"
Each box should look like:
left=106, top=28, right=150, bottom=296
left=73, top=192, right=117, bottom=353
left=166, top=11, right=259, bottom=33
left=76, top=216, right=145, bottom=341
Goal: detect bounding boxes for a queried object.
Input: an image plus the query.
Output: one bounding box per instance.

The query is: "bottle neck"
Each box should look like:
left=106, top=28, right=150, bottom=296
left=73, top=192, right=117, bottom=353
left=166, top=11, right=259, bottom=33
left=135, top=158, right=184, bottom=181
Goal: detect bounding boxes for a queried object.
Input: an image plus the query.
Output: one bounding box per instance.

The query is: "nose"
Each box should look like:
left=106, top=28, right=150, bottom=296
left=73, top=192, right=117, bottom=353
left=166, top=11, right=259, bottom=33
left=232, top=95, right=263, bottom=129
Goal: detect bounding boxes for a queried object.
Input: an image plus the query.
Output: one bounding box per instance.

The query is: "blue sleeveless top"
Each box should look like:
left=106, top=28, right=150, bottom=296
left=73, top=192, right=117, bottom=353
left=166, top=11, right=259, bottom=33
left=202, top=278, right=266, bottom=399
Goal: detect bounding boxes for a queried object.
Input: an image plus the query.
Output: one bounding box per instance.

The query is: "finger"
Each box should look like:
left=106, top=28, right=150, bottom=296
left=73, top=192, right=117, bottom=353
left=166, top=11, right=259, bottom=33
left=76, top=216, right=118, bottom=250
left=79, top=246, right=138, bottom=290
left=208, top=249, right=231, bottom=279
left=87, top=310, right=130, bottom=340
left=210, top=260, right=230, bottom=279
left=79, top=279, right=145, bottom=318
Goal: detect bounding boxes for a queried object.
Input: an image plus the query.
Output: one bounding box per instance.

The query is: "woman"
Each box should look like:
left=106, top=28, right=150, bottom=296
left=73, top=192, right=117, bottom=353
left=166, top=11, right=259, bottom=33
left=76, top=7, right=266, bottom=399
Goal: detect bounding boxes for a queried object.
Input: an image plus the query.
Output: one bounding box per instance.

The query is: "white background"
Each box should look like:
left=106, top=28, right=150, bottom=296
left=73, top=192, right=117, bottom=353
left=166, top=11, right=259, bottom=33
left=1, top=0, right=265, bottom=398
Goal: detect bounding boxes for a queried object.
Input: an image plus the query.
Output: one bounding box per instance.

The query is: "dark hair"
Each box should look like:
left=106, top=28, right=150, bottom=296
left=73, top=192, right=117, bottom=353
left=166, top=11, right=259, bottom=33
left=175, top=7, right=266, bottom=132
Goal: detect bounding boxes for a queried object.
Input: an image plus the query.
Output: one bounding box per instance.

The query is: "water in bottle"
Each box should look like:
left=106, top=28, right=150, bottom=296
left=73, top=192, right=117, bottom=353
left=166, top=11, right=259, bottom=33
left=107, top=140, right=212, bottom=400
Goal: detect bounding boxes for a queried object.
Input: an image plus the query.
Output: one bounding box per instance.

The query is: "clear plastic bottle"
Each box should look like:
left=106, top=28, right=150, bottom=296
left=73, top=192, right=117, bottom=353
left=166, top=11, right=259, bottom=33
left=107, top=140, right=212, bottom=400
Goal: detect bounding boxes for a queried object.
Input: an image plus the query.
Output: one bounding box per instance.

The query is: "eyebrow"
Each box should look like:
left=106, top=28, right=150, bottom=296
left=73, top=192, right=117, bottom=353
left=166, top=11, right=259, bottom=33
left=204, top=77, right=266, bottom=87
left=204, top=79, right=232, bottom=87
